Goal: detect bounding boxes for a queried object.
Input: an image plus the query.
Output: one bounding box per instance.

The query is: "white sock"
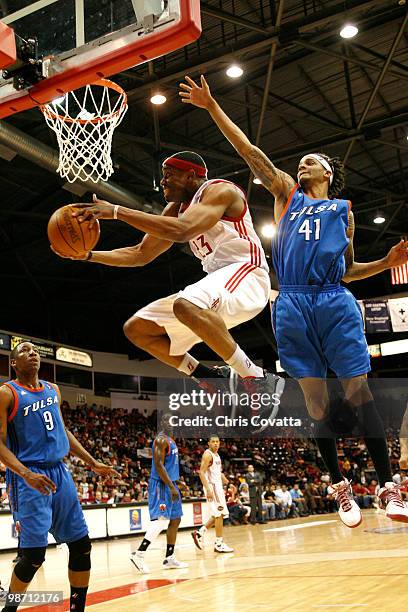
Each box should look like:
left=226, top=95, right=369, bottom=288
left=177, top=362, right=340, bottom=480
left=177, top=353, right=199, bottom=375
left=136, top=550, right=145, bottom=557
left=199, top=525, right=207, bottom=535
left=226, top=345, right=263, bottom=378
left=215, top=537, right=223, bottom=544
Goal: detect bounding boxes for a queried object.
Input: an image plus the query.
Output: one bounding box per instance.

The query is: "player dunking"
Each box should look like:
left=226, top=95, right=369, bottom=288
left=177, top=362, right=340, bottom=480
left=192, top=435, right=233, bottom=553
left=55, top=151, right=284, bottom=408
left=0, top=342, right=118, bottom=612
left=130, top=414, right=188, bottom=573
left=180, top=75, right=408, bottom=528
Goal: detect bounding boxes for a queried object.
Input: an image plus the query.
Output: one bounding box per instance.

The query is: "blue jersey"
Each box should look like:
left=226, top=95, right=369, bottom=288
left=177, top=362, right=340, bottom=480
left=5, top=379, right=69, bottom=465
left=150, top=433, right=180, bottom=482
left=272, top=185, right=351, bottom=286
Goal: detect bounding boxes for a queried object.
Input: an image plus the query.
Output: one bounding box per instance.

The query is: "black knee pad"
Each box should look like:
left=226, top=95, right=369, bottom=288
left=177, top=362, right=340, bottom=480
left=14, top=547, right=46, bottom=583
left=68, top=535, right=92, bottom=572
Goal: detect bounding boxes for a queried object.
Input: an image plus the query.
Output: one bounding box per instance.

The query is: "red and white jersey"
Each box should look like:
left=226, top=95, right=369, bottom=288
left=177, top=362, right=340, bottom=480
left=179, top=179, right=269, bottom=274
left=205, top=449, right=223, bottom=485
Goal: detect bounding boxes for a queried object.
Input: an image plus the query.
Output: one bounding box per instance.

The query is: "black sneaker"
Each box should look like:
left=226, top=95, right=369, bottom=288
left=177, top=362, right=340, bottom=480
left=193, top=365, right=236, bottom=394
left=239, top=370, right=285, bottom=433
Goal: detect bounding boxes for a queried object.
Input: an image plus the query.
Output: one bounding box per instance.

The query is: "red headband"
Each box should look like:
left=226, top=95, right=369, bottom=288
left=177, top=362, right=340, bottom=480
left=163, top=156, right=208, bottom=178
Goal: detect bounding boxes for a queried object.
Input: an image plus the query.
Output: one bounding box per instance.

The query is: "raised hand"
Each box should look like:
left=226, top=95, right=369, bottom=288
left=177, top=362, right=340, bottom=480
left=91, top=462, right=121, bottom=478
left=179, top=75, right=213, bottom=109
left=72, top=194, right=115, bottom=228
left=170, top=484, right=180, bottom=502
left=24, top=470, right=57, bottom=495
left=384, top=239, right=408, bottom=269
left=50, top=245, right=90, bottom=261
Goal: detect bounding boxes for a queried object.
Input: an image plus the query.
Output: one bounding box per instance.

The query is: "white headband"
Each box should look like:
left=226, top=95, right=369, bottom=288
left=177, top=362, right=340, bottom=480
left=303, top=154, right=334, bottom=185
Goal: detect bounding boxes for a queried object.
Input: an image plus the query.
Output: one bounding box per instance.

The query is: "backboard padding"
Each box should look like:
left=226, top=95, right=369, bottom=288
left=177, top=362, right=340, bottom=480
left=0, top=0, right=201, bottom=118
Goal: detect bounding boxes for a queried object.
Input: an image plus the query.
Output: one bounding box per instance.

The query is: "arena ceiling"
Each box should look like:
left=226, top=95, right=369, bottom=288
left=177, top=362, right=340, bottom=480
left=0, top=0, right=407, bottom=365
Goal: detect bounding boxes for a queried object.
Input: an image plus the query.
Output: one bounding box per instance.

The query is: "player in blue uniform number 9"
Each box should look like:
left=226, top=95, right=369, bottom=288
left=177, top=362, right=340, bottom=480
left=180, top=75, right=408, bottom=529
left=0, top=342, right=119, bottom=612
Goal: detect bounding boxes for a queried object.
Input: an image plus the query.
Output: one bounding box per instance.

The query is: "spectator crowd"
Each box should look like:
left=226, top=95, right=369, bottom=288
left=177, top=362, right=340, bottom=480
left=1, top=401, right=406, bottom=524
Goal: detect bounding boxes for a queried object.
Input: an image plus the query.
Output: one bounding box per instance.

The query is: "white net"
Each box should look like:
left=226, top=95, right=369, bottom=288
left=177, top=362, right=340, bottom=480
left=40, top=79, right=128, bottom=183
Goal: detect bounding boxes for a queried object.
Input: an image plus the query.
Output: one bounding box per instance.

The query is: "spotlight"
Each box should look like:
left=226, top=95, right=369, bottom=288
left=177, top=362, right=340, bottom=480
left=253, top=177, right=262, bottom=184
left=150, top=93, right=166, bottom=105
left=373, top=210, right=385, bottom=224
left=340, top=24, right=358, bottom=39
left=226, top=64, right=243, bottom=78
left=261, top=224, right=276, bottom=238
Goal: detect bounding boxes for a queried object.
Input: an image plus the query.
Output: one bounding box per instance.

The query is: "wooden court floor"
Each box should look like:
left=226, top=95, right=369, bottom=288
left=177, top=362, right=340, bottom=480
left=1, top=510, right=408, bottom=611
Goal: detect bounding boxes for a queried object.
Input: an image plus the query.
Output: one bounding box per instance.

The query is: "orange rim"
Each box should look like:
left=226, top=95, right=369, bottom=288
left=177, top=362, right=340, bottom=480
left=40, top=78, right=127, bottom=125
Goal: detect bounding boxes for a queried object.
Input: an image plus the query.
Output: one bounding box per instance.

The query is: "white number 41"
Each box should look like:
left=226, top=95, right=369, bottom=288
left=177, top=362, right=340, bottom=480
left=298, top=218, right=321, bottom=241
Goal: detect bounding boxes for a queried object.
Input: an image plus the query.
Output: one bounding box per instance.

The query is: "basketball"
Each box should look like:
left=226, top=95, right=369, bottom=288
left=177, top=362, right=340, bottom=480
left=47, top=205, right=100, bottom=257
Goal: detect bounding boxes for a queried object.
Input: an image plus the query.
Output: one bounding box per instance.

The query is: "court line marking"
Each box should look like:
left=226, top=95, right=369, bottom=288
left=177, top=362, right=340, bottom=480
left=27, top=578, right=188, bottom=611
left=312, top=605, right=369, bottom=608
left=264, top=520, right=338, bottom=532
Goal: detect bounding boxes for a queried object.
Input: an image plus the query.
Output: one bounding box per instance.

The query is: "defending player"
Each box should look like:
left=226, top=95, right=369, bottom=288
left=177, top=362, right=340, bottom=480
left=0, top=342, right=118, bottom=612
left=179, top=75, right=408, bottom=528
left=130, top=414, right=187, bottom=573
left=192, top=435, right=233, bottom=553
left=54, top=151, right=284, bottom=411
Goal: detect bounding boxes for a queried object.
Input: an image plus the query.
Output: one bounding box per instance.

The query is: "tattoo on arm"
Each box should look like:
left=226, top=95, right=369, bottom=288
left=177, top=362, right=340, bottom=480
left=246, top=148, right=279, bottom=189
left=246, top=147, right=294, bottom=199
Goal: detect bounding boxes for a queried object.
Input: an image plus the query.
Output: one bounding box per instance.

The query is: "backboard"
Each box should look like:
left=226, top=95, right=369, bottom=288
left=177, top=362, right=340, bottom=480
left=0, top=0, right=201, bottom=118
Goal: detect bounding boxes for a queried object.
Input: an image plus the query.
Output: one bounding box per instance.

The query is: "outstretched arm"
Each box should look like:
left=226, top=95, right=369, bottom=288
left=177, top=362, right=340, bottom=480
left=71, top=183, right=238, bottom=243
left=179, top=75, right=295, bottom=209
left=343, top=212, right=408, bottom=282
left=55, top=388, right=120, bottom=477
left=53, top=202, right=178, bottom=266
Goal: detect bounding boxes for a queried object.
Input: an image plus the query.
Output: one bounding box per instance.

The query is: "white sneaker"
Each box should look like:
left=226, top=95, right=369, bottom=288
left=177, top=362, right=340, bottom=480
left=378, top=481, right=408, bottom=523
left=214, top=541, right=234, bottom=553
left=191, top=529, right=203, bottom=550
left=328, top=479, right=362, bottom=528
left=163, top=555, right=188, bottom=569
left=130, top=552, right=150, bottom=574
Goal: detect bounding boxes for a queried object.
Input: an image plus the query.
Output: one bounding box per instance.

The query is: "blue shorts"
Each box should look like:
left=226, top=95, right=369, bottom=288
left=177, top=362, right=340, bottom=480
left=8, top=462, right=88, bottom=548
left=148, top=478, right=183, bottom=520
left=272, top=284, right=370, bottom=379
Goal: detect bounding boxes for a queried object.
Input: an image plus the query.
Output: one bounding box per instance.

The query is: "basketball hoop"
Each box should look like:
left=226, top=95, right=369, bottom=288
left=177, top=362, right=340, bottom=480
left=40, top=79, right=128, bottom=183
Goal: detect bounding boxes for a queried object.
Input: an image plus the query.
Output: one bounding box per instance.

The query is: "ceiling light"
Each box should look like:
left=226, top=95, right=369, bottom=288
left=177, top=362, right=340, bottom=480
left=373, top=210, right=385, bottom=224
left=226, top=64, right=243, bottom=78
left=150, top=93, right=166, bottom=105
left=261, top=223, right=276, bottom=238
left=253, top=177, right=262, bottom=184
left=340, top=24, right=358, bottom=39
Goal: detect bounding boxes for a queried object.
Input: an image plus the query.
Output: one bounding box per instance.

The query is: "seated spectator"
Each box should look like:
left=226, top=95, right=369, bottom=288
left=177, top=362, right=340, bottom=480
left=274, top=484, right=293, bottom=518
left=226, top=483, right=250, bottom=525
left=262, top=485, right=277, bottom=520
left=319, top=482, right=336, bottom=514
left=352, top=482, right=372, bottom=509
left=238, top=483, right=252, bottom=519
left=303, top=481, right=325, bottom=514
left=270, top=483, right=285, bottom=519
left=94, top=491, right=103, bottom=504
left=290, top=483, right=309, bottom=516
